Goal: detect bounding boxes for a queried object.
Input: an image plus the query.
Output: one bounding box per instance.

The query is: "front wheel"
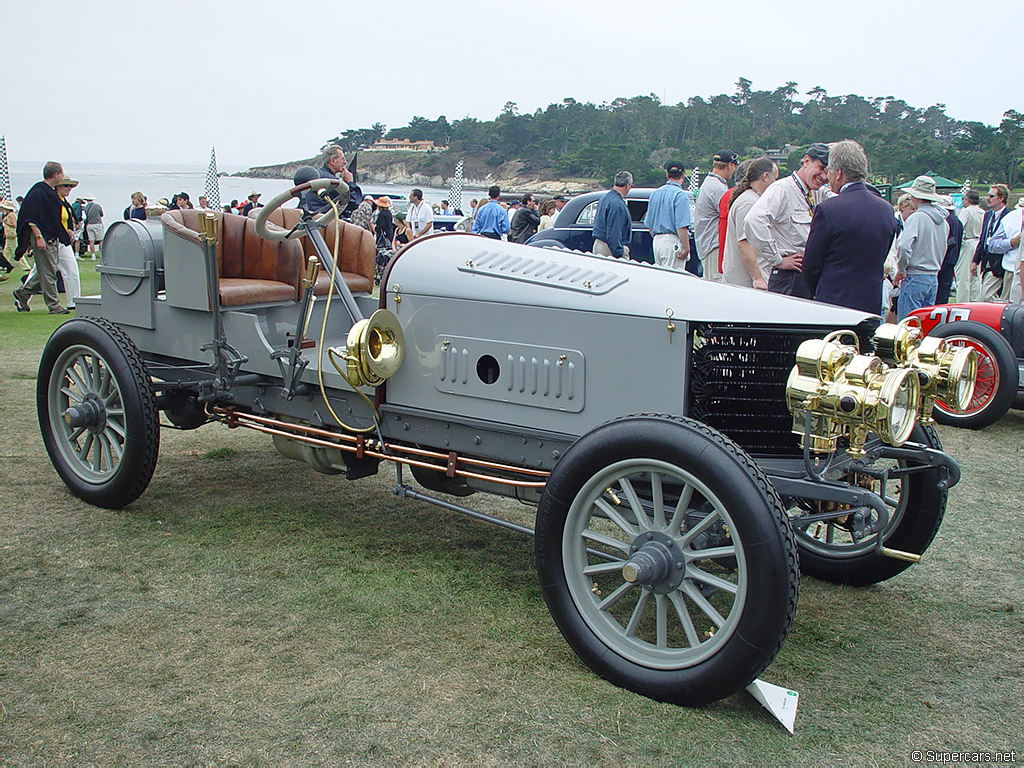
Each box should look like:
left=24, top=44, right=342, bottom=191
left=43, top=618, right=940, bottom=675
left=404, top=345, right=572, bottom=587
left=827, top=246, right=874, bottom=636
left=37, top=318, right=160, bottom=509
left=535, top=414, right=798, bottom=707
left=929, top=320, right=1017, bottom=429
left=791, top=424, right=946, bottom=586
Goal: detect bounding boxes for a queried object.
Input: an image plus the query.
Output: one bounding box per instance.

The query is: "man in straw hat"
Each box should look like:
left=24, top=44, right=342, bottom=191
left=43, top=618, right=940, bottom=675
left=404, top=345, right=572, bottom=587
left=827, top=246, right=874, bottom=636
left=13, top=161, right=72, bottom=313
left=894, top=175, right=950, bottom=320
left=241, top=190, right=262, bottom=217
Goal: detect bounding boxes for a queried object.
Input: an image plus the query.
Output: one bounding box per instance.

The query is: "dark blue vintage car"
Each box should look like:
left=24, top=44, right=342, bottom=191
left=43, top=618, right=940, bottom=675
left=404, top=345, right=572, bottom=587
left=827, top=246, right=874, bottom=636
left=525, top=187, right=700, bottom=273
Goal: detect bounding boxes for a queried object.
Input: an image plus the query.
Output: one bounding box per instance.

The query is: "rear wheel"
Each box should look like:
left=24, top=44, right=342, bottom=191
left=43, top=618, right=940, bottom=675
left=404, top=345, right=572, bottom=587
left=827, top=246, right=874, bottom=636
left=929, top=321, right=1017, bottom=429
left=535, top=414, right=797, bottom=706
left=37, top=318, right=159, bottom=509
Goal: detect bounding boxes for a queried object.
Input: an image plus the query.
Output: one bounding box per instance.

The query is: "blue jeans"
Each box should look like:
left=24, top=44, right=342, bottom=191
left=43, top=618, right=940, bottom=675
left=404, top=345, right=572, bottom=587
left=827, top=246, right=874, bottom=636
left=897, top=273, right=938, bottom=320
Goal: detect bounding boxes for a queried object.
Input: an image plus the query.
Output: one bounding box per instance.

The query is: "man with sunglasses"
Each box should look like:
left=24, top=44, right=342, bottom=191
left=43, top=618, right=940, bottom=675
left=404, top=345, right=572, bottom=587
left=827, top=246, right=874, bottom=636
left=971, top=184, right=1011, bottom=301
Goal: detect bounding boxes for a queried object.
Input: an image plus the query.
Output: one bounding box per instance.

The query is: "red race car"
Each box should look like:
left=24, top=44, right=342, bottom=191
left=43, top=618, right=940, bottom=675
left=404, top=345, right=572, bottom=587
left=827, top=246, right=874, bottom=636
left=909, top=302, right=1024, bottom=428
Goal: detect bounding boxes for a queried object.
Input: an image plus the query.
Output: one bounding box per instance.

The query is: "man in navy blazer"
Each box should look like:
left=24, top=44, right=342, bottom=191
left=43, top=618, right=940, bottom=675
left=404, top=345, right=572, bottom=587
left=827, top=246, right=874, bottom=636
left=803, top=140, right=897, bottom=315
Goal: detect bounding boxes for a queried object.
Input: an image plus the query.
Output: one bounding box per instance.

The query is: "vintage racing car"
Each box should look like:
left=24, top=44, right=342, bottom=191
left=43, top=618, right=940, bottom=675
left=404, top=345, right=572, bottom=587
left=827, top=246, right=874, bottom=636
left=37, top=169, right=977, bottom=707
left=910, top=301, right=1023, bottom=429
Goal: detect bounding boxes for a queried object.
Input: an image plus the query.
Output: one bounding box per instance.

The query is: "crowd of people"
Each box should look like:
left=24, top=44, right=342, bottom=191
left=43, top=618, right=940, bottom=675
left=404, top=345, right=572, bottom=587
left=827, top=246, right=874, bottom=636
left=591, top=141, right=1023, bottom=321
left=6, top=144, right=1020, bottom=319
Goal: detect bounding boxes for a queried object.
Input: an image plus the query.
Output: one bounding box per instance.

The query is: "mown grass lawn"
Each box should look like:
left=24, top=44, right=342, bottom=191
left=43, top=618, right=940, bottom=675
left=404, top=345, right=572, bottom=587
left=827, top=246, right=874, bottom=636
left=0, top=264, right=1022, bottom=765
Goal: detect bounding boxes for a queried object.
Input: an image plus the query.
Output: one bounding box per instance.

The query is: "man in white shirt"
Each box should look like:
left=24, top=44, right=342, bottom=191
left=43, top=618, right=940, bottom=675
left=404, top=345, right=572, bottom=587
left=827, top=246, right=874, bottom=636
left=744, top=143, right=832, bottom=298
left=407, top=188, right=434, bottom=240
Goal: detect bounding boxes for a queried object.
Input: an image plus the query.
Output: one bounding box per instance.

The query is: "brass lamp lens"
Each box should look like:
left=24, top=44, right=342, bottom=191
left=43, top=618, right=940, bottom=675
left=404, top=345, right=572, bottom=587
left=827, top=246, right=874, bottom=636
left=882, top=369, right=920, bottom=445
left=950, top=347, right=978, bottom=412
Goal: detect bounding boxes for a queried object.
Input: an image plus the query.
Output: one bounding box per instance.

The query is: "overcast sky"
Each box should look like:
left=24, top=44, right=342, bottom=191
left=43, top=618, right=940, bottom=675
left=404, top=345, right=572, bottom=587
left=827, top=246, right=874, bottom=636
left=3, top=0, right=1014, bottom=169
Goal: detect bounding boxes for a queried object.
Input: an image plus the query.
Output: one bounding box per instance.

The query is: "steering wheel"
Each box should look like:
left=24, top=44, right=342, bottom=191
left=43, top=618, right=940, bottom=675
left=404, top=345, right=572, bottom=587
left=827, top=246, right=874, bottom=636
left=253, top=177, right=350, bottom=242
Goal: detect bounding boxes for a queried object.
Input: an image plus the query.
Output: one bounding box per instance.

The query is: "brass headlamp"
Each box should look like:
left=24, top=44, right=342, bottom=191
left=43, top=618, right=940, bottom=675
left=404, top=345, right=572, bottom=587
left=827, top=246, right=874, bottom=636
left=872, top=319, right=977, bottom=421
left=786, top=331, right=920, bottom=457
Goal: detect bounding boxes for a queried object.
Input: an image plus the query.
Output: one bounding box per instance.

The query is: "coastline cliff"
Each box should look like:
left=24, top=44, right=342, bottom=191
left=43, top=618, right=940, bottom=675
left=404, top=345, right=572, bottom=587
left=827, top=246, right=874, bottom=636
left=234, top=151, right=601, bottom=196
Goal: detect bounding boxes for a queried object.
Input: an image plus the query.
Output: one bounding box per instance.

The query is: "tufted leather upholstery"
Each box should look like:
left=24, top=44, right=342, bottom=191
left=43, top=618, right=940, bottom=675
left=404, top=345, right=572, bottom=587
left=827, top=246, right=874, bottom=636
left=162, top=209, right=304, bottom=306
left=253, top=208, right=375, bottom=295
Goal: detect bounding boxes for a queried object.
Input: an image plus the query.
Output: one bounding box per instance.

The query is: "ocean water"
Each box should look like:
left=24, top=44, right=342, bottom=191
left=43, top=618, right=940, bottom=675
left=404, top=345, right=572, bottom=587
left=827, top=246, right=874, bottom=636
left=6, top=161, right=485, bottom=232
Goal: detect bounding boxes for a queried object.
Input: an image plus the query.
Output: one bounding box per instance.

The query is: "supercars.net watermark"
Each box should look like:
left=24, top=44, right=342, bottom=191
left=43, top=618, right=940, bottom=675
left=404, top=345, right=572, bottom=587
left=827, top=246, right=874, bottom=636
left=910, top=750, right=1017, bottom=764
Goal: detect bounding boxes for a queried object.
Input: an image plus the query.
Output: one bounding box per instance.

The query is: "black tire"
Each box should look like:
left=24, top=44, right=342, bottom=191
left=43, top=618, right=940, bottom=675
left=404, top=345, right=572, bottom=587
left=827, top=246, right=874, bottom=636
left=928, top=320, right=1017, bottom=429
left=37, top=318, right=159, bottom=509
left=535, top=414, right=798, bottom=707
left=792, top=424, right=946, bottom=586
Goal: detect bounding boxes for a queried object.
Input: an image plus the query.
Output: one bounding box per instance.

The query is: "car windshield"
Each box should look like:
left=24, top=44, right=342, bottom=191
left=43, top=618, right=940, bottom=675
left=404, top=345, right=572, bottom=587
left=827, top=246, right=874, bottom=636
left=575, top=199, right=649, bottom=227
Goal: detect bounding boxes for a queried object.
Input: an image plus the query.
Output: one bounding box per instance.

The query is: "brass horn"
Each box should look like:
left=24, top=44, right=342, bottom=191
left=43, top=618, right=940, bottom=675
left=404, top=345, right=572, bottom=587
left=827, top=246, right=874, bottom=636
left=345, top=309, right=405, bottom=387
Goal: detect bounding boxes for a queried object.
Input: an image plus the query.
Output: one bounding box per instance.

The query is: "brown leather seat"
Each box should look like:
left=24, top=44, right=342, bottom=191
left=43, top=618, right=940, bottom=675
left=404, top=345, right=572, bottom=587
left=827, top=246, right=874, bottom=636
left=255, top=207, right=375, bottom=295
left=162, top=209, right=303, bottom=306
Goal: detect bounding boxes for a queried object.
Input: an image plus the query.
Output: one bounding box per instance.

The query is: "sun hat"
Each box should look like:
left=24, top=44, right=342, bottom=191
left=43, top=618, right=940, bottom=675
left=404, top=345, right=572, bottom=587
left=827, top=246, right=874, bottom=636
left=248, top=190, right=261, bottom=198
left=57, top=178, right=79, bottom=188
left=0, top=200, right=15, bottom=212
left=81, top=194, right=95, bottom=201
left=905, top=175, right=945, bottom=203
left=394, top=212, right=406, bottom=221
left=376, top=196, right=392, bottom=208
left=1016, top=197, right=1024, bottom=209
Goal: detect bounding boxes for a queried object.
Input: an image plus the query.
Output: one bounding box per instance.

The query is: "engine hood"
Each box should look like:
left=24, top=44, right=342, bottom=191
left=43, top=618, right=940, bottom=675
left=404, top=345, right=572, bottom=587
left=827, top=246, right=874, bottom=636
left=386, top=233, right=875, bottom=327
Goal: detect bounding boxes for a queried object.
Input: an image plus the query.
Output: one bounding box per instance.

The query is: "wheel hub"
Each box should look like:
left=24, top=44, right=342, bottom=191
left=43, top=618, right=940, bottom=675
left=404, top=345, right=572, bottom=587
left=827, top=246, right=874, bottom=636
left=621, top=530, right=685, bottom=593
left=63, top=394, right=106, bottom=433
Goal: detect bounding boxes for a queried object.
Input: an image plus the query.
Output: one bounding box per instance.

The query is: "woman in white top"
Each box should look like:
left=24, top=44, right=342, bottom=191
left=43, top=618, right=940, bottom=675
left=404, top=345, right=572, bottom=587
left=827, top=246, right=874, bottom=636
left=722, top=158, right=779, bottom=289
left=538, top=199, right=559, bottom=231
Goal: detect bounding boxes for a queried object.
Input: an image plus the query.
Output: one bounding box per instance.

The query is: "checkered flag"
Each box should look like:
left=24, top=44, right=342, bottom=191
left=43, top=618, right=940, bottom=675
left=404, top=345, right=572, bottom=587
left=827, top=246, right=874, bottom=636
left=960, top=178, right=971, bottom=195
left=0, top=135, right=11, bottom=202
left=688, top=166, right=700, bottom=196
left=449, top=160, right=464, bottom=213
left=204, top=146, right=221, bottom=208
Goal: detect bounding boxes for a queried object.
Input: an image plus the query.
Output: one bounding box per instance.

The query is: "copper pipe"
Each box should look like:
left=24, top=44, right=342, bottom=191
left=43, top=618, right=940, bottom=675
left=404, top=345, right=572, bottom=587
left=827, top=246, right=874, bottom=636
left=207, top=406, right=549, bottom=489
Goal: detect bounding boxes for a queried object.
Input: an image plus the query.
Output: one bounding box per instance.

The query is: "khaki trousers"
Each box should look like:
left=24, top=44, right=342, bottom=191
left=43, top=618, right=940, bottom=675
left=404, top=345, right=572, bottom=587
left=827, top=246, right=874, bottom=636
left=701, top=246, right=722, bottom=282
left=593, top=239, right=629, bottom=259
left=21, top=240, right=62, bottom=311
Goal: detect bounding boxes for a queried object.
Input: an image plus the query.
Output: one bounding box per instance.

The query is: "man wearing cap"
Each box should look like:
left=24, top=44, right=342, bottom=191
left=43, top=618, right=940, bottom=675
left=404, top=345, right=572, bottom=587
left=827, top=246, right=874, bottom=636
left=553, top=195, right=568, bottom=214
left=745, top=143, right=833, bottom=298
left=592, top=171, right=633, bottom=259
left=643, top=161, right=692, bottom=270
left=241, top=191, right=262, bottom=217
left=694, top=149, right=738, bottom=282
left=895, top=175, right=950, bottom=320
left=971, top=184, right=1012, bottom=301
left=13, top=161, right=71, bottom=313
left=802, top=140, right=896, bottom=314
left=472, top=185, right=510, bottom=240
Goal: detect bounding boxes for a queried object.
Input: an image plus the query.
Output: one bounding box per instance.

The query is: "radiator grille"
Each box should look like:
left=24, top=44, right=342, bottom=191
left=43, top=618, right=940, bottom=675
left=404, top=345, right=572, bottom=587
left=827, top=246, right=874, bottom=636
left=688, top=324, right=842, bottom=457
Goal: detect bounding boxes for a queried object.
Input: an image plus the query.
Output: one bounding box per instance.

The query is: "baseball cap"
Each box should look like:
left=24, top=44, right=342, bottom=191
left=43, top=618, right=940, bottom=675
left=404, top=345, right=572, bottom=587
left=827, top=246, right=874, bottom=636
left=664, top=160, right=686, bottom=174
left=805, top=143, right=830, bottom=165
left=714, top=149, right=739, bottom=164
